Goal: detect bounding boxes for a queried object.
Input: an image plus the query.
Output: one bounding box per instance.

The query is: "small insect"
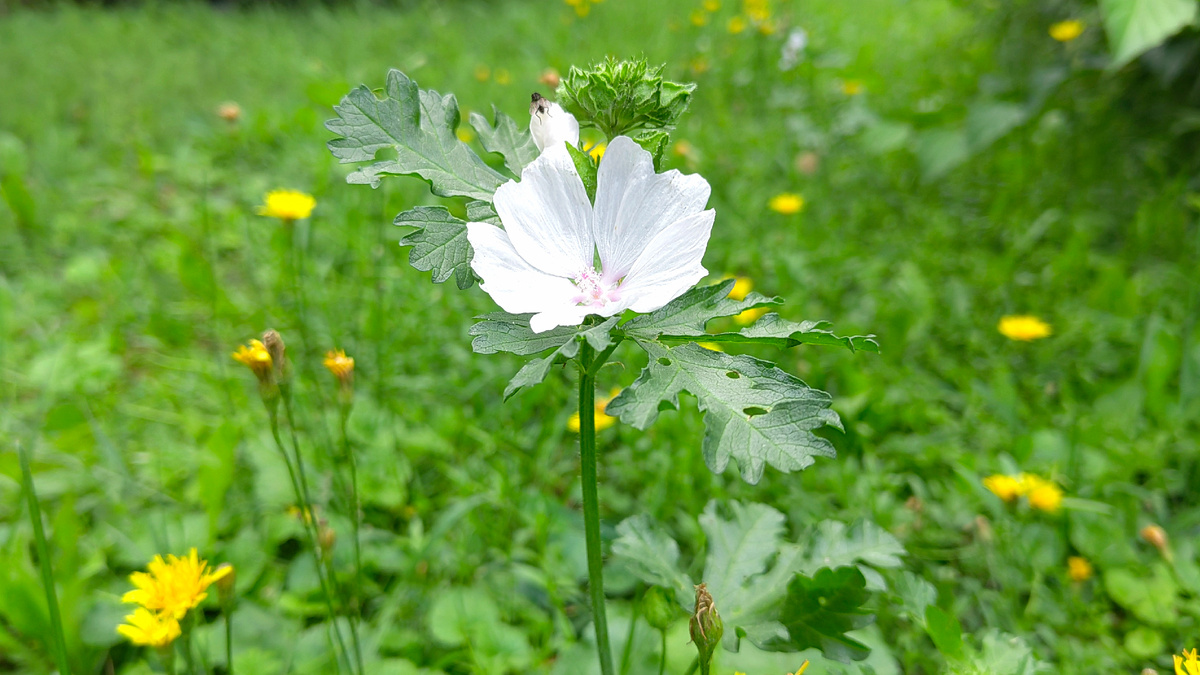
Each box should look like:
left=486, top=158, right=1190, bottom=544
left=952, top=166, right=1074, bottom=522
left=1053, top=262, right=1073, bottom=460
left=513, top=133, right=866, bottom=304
left=530, top=92, right=553, bottom=118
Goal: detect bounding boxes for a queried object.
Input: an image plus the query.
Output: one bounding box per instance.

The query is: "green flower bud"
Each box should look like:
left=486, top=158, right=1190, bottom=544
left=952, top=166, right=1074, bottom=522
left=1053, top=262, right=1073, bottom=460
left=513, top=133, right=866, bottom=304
left=642, top=586, right=683, bottom=632
left=689, top=583, right=723, bottom=674
left=556, top=58, right=695, bottom=141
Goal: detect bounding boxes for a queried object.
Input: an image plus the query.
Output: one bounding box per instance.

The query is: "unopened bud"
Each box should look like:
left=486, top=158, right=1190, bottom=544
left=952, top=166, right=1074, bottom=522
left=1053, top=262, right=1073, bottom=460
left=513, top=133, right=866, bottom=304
left=215, top=563, right=236, bottom=606
left=217, top=102, right=241, bottom=122
left=642, top=586, right=682, bottom=632
left=1140, top=524, right=1171, bottom=559
left=262, top=330, right=289, bottom=385
left=529, top=93, right=579, bottom=153
left=689, top=583, right=723, bottom=672
left=539, top=68, right=561, bottom=89
left=319, top=522, right=336, bottom=554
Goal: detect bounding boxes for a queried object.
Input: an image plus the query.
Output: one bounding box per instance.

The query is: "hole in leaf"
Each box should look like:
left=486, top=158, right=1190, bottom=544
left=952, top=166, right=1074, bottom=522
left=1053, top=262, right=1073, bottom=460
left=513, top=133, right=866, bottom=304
left=743, top=406, right=769, bottom=418
left=657, top=357, right=672, bottom=366
left=726, top=371, right=740, bottom=379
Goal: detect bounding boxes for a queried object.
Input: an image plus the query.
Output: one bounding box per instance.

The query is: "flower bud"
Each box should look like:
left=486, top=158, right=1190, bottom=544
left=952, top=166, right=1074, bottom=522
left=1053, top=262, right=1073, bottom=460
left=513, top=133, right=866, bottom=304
left=215, top=563, right=236, bottom=606
left=262, top=330, right=289, bottom=385
left=323, top=349, right=355, bottom=406
left=539, top=68, right=561, bottom=89
left=529, top=93, right=579, bottom=153
left=319, top=522, right=337, bottom=554
left=217, top=102, right=241, bottom=122
left=689, top=583, right=723, bottom=672
left=1140, top=524, right=1171, bottom=559
left=642, top=586, right=682, bottom=632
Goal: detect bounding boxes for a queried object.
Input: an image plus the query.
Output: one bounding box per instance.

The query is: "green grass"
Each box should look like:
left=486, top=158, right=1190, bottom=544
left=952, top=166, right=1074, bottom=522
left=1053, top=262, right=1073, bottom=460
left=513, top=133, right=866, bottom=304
left=1, top=1, right=1198, bottom=674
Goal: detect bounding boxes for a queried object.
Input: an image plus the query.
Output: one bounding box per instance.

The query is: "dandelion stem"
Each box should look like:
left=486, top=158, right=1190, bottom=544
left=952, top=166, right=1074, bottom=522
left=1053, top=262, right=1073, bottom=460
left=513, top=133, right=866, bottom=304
left=339, top=404, right=366, bottom=675
left=225, top=608, right=233, bottom=675
left=578, top=342, right=614, bottom=675
left=17, top=441, right=72, bottom=675
left=181, top=616, right=199, bottom=675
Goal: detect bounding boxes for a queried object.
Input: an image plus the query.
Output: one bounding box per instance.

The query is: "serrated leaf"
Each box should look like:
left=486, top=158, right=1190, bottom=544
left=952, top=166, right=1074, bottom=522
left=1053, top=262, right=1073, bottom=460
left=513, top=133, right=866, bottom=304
left=466, top=200, right=501, bottom=225
left=470, top=106, right=540, bottom=177
left=1103, top=564, right=1179, bottom=625
left=633, top=130, right=670, bottom=170
left=469, top=312, right=578, bottom=356
left=394, top=206, right=476, bottom=289
left=607, top=342, right=839, bottom=484
left=620, top=279, right=780, bottom=341
left=891, top=571, right=937, bottom=624
left=1101, top=0, right=1198, bottom=68
left=611, top=515, right=694, bottom=605
left=326, top=69, right=507, bottom=199
left=503, top=339, right=580, bottom=400
left=776, top=567, right=874, bottom=663
left=700, top=501, right=786, bottom=613
left=800, top=520, right=905, bottom=573
left=668, top=313, right=879, bottom=354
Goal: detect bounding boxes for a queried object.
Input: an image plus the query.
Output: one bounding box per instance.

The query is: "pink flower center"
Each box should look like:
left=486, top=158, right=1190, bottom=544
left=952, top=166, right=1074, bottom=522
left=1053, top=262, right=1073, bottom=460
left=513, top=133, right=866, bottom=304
left=571, top=267, right=621, bottom=308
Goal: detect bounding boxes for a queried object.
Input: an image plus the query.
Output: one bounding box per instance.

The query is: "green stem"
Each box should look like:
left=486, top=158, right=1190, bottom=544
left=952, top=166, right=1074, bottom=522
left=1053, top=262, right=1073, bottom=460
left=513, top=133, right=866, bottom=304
left=18, top=442, right=72, bottom=675
left=578, top=342, right=614, bottom=675
left=683, top=656, right=699, bottom=675
left=618, top=599, right=639, bottom=675
left=657, top=630, right=667, bottom=675
left=181, top=617, right=198, bottom=675
left=225, top=607, right=233, bottom=675
left=339, top=405, right=366, bottom=675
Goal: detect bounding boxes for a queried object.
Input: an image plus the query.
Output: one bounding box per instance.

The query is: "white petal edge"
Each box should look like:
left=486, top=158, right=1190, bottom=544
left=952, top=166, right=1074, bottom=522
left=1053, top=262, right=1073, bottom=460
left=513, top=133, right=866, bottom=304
left=593, top=136, right=711, bottom=283
left=466, top=221, right=580, bottom=316
left=617, top=209, right=716, bottom=314
left=530, top=102, right=580, bottom=153
left=492, top=144, right=594, bottom=279
left=530, top=305, right=594, bottom=334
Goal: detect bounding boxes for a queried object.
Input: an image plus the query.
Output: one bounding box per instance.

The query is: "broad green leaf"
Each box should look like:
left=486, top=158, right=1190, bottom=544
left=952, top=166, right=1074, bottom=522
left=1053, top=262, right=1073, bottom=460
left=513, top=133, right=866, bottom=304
left=800, top=520, right=905, bottom=573
left=427, top=586, right=533, bottom=673
left=620, top=279, right=780, bottom=341
left=1100, top=0, right=1198, bottom=68
left=470, top=106, right=539, bottom=177
left=965, top=101, right=1027, bottom=152
left=951, top=630, right=1049, bottom=675
left=395, top=206, right=475, bottom=289
left=611, top=514, right=693, bottom=605
left=776, top=567, right=874, bottom=663
left=924, top=606, right=964, bottom=661
left=469, top=312, right=578, bottom=356
left=502, top=338, right=580, bottom=400
left=670, top=313, right=879, bottom=354
left=1103, top=564, right=1179, bottom=625
left=699, top=501, right=786, bottom=614
left=890, top=571, right=937, bottom=625
left=327, top=69, right=507, bottom=199
left=915, top=127, right=969, bottom=182
left=607, top=342, right=840, bottom=484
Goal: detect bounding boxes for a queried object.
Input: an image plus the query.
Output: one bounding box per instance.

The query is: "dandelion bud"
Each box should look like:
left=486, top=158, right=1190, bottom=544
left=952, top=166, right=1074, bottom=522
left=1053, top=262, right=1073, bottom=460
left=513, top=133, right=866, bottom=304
left=319, top=523, right=336, bottom=554
left=539, top=68, right=561, bottom=89
left=262, top=330, right=290, bottom=385
left=689, top=583, right=723, bottom=671
left=529, top=93, right=580, bottom=153
left=1140, top=524, right=1171, bottom=559
left=217, top=102, right=241, bottom=122
left=215, top=563, right=236, bottom=606
left=642, top=586, right=681, bottom=632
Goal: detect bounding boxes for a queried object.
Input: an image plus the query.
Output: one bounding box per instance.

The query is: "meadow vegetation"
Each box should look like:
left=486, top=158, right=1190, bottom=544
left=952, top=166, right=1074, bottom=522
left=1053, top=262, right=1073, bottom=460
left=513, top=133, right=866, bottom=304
left=2, top=0, right=1199, bottom=673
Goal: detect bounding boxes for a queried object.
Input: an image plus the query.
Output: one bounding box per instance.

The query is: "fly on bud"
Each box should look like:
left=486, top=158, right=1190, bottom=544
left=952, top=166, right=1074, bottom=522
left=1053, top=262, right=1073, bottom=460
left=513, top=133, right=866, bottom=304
left=689, top=583, right=723, bottom=675
left=528, top=92, right=579, bottom=154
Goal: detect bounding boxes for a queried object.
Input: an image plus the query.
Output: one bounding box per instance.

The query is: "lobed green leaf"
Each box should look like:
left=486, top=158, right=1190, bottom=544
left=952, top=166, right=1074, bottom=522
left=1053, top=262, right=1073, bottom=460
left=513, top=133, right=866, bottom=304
left=619, top=279, right=779, bottom=341
left=470, top=106, right=539, bottom=178
left=775, top=567, right=874, bottom=663
left=394, top=206, right=476, bottom=289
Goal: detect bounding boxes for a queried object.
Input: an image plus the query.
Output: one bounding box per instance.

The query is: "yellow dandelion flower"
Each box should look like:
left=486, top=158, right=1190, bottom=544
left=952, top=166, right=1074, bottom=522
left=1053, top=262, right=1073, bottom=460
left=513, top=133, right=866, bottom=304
left=1026, top=481, right=1063, bottom=513
left=728, top=276, right=753, bottom=301
left=769, top=192, right=805, bottom=215
left=232, top=339, right=273, bottom=384
left=690, top=9, right=709, bottom=26
left=735, top=306, right=768, bottom=326
left=323, top=349, right=354, bottom=382
left=1177, top=649, right=1200, bottom=675
left=703, top=0, right=720, bottom=11
left=1049, top=19, right=1084, bottom=43
left=569, top=388, right=621, bottom=432
left=982, top=474, right=1022, bottom=502
left=589, top=142, right=607, bottom=161
left=117, top=607, right=181, bottom=648
left=727, top=16, right=747, bottom=34
left=122, top=549, right=232, bottom=620
left=743, top=0, right=769, bottom=22
left=474, top=65, right=491, bottom=82
left=842, top=80, right=864, bottom=96
left=758, top=20, right=778, bottom=36
left=257, top=189, right=315, bottom=221
left=1067, top=556, right=1093, bottom=582
left=495, top=68, right=512, bottom=85
left=998, top=315, right=1051, bottom=341
left=456, top=126, right=476, bottom=143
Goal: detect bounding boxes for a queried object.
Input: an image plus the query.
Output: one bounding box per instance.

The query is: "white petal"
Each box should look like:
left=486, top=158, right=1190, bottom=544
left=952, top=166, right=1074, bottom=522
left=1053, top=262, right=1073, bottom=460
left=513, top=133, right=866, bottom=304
left=493, top=144, right=594, bottom=278
left=530, top=305, right=593, bottom=334
left=466, top=222, right=579, bottom=314
left=593, top=136, right=711, bottom=283
left=529, top=102, right=580, bottom=153
left=617, top=209, right=715, bottom=314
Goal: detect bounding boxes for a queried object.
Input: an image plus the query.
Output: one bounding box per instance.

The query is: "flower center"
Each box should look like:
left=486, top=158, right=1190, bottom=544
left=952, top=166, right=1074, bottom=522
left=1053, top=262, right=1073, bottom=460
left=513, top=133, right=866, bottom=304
left=572, top=267, right=621, bottom=308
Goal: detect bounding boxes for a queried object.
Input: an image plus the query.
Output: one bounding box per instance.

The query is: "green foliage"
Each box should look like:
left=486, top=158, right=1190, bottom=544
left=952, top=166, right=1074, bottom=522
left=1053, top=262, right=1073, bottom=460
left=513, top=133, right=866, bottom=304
left=469, top=106, right=540, bottom=178
left=327, top=69, right=506, bottom=199
left=556, top=57, right=696, bottom=139
left=1100, top=0, right=1199, bottom=67
left=775, top=567, right=874, bottom=662
left=394, top=206, right=476, bottom=289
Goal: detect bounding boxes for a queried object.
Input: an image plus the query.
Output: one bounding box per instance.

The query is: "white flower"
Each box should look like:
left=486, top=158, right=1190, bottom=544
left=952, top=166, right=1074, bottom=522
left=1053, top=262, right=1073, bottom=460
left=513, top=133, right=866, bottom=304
left=467, top=136, right=714, bottom=333
left=529, top=101, right=580, bottom=153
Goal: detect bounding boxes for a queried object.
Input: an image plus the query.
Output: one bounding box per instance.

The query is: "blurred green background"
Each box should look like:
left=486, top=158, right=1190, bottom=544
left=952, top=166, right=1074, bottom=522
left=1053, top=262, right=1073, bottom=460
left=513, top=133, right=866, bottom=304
left=2, top=0, right=1199, bottom=673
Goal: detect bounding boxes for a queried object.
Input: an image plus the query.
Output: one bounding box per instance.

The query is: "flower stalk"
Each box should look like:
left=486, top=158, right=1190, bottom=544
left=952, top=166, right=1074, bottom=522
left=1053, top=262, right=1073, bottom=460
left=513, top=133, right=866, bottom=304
left=578, top=341, right=614, bottom=675
left=18, top=441, right=72, bottom=675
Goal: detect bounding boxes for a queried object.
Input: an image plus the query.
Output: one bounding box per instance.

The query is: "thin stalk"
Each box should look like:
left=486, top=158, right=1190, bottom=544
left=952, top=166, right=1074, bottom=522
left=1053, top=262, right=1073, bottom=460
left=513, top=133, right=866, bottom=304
left=657, top=630, right=667, bottom=675
left=578, top=342, right=614, bottom=675
left=268, top=410, right=354, bottom=675
left=225, top=608, right=233, bottom=675
left=618, top=602, right=639, bottom=675
left=338, top=406, right=365, bottom=648
left=18, top=442, right=72, bottom=675
left=181, top=617, right=198, bottom=675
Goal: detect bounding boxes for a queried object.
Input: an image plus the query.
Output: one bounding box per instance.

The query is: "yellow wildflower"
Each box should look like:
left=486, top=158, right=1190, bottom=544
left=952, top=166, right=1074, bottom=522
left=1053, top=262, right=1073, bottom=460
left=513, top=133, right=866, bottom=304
left=569, top=388, right=620, bottom=432
left=1177, top=649, right=1200, bottom=675
left=589, top=142, right=607, bottom=161
left=982, top=474, right=1022, bottom=502
left=728, top=276, right=754, bottom=301
left=842, top=80, right=864, bottom=96
left=1049, top=20, right=1084, bottom=43
left=257, top=189, right=316, bottom=221
left=324, top=349, right=354, bottom=382
left=758, top=20, right=778, bottom=36
left=703, top=0, right=720, bottom=11
left=117, top=607, right=181, bottom=648
left=790, top=663, right=811, bottom=675
left=1067, top=556, right=1093, bottom=582
left=232, top=339, right=273, bottom=384
left=1025, top=479, right=1063, bottom=513
left=998, top=315, right=1051, bottom=341
left=768, top=192, right=805, bottom=215
left=743, top=0, right=769, bottom=22
left=727, top=16, right=747, bottom=34
left=734, top=307, right=768, bottom=326
left=690, top=10, right=709, bottom=26
left=495, top=69, right=512, bottom=85
left=122, top=549, right=232, bottom=620
left=456, top=126, right=476, bottom=144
